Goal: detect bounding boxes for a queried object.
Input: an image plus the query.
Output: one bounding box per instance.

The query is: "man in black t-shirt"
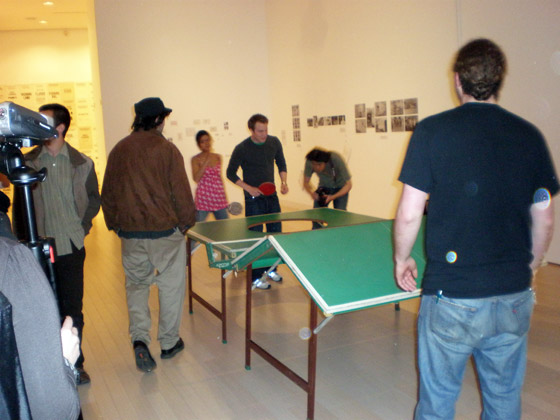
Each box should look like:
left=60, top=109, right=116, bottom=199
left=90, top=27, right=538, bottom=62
left=393, top=39, right=558, bottom=419
left=226, top=114, right=289, bottom=289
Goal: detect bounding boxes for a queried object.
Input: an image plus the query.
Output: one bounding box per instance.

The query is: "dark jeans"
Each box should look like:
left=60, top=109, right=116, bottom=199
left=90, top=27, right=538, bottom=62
left=0, top=212, right=15, bottom=240
left=245, top=194, right=281, bottom=280
left=312, top=187, right=349, bottom=229
left=55, top=243, right=86, bottom=368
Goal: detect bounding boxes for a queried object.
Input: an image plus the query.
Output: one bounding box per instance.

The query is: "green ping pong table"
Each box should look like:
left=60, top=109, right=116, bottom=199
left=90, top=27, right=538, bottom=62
left=186, top=208, right=385, bottom=342
left=186, top=208, right=426, bottom=420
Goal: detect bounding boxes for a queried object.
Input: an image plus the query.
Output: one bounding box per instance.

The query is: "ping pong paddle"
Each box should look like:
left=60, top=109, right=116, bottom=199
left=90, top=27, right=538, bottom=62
left=228, top=201, right=243, bottom=215
left=258, top=182, right=276, bottom=196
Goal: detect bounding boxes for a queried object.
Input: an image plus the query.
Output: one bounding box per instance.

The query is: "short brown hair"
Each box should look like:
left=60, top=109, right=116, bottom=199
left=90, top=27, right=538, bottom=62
left=453, top=38, right=506, bottom=100
left=248, top=114, right=268, bottom=131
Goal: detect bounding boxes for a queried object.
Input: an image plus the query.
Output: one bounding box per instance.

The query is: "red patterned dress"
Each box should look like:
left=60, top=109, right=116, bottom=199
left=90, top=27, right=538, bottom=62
left=194, top=163, right=228, bottom=211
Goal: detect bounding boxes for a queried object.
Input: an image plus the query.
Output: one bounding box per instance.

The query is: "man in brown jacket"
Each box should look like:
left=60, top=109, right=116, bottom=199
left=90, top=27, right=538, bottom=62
left=101, top=97, right=195, bottom=373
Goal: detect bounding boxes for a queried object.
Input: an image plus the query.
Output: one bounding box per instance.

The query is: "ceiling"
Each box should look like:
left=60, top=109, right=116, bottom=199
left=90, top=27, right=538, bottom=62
left=0, top=0, right=89, bottom=31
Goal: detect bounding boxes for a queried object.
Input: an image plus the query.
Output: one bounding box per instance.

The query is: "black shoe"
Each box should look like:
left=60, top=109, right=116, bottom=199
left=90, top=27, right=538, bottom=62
left=76, top=367, right=91, bottom=385
left=133, top=341, right=157, bottom=372
left=161, top=338, right=185, bottom=359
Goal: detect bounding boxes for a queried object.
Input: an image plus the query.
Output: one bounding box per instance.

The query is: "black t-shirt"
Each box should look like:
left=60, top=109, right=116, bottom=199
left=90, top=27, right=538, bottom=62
left=226, top=136, right=287, bottom=199
left=399, top=103, right=559, bottom=297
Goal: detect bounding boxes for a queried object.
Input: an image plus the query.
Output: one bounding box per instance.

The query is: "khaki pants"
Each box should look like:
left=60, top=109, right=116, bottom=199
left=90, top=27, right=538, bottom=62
left=121, top=230, right=186, bottom=350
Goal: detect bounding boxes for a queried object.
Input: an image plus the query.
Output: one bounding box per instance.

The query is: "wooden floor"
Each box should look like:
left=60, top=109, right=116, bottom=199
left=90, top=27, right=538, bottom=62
left=78, top=211, right=560, bottom=420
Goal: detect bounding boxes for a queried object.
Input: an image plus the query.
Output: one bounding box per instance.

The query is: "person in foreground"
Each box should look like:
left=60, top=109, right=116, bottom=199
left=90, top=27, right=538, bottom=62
left=393, top=38, right=558, bottom=420
left=226, top=113, right=288, bottom=289
left=102, top=97, right=196, bottom=373
left=0, top=236, right=81, bottom=420
left=12, top=103, right=101, bottom=385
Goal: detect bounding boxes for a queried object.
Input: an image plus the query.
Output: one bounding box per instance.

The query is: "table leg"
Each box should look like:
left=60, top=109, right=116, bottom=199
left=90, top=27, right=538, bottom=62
left=307, top=300, right=318, bottom=420
left=221, top=268, right=227, bottom=343
left=187, top=239, right=193, bottom=314
left=245, top=265, right=252, bottom=370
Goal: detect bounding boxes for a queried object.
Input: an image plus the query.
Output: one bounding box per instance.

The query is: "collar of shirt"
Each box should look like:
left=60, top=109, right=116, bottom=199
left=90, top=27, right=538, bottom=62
left=38, top=142, right=69, bottom=161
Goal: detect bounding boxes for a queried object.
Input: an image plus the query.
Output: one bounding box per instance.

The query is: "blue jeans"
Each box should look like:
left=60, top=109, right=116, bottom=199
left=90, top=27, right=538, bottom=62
left=196, top=207, right=229, bottom=222
left=245, top=194, right=281, bottom=280
left=415, top=289, right=535, bottom=420
left=245, top=194, right=282, bottom=233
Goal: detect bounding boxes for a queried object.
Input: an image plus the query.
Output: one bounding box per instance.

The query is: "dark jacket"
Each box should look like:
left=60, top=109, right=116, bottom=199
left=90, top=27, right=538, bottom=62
left=12, top=143, right=101, bottom=240
left=101, top=129, right=196, bottom=233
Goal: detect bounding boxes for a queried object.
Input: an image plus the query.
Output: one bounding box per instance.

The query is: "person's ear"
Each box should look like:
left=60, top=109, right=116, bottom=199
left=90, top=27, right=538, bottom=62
left=56, top=124, right=66, bottom=136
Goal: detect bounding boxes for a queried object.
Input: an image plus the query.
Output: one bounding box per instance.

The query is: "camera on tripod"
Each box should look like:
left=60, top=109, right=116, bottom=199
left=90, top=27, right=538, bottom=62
left=1, top=101, right=58, bottom=290
left=1, top=101, right=57, bottom=175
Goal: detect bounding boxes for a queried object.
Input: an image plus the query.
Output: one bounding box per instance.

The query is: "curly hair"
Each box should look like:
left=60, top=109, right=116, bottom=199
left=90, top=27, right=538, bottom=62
left=131, top=112, right=169, bottom=131
left=305, top=148, right=331, bottom=163
left=453, top=38, right=506, bottom=101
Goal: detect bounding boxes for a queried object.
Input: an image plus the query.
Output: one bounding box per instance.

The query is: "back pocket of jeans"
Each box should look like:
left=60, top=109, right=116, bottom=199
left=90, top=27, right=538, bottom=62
left=496, top=291, right=534, bottom=337
left=429, top=296, right=478, bottom=344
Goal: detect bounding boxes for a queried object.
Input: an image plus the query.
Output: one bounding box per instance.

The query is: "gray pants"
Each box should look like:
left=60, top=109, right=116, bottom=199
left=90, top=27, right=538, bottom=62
left=120, top=230, right=186, bottom=350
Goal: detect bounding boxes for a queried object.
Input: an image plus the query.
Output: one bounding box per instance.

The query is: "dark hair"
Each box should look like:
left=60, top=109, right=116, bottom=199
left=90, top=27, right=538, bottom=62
left=195, top=130, right=210, bottom=145
left=453, top=38, right=506, bottom=100
left=305, top=148, right=331, bottom=163
left=248, top=114, right=268, bottom=131
left=38, top=103, right=71, bottom=138
left=131, top=113, right=168, bottom=131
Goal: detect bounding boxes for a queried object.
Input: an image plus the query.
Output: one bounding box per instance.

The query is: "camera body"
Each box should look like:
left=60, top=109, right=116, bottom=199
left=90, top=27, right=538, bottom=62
left=316, top=187, right=328, bottom=207
left=0, top=101, right=57, bottom=148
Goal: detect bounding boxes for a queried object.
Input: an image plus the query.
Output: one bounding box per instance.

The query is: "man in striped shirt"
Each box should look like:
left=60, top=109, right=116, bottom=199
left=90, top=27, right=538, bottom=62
left=14, top=103, right=100, bottom=385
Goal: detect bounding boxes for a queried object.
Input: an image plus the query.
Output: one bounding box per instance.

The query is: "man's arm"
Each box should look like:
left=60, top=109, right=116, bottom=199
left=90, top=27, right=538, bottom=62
left=279, top=171, right=289, bottom=194
left=100, top=153, right=119, bottom=231
left=274, top=138, right=288, bottom=194
left=82, top=162, right=101, bottom=235
left=168, top=146, right=196, bottom=231
left=325, top=180, right=352, bottom=204
left=393, top=184, right=428, bottom=291
left=303, top=176, right=317, bottom=200
left=530, top=198, right=555, bottom=272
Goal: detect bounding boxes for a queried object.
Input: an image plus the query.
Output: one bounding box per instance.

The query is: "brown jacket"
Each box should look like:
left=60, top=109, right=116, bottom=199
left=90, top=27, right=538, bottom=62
left=101, top=129, right=195, bottom=233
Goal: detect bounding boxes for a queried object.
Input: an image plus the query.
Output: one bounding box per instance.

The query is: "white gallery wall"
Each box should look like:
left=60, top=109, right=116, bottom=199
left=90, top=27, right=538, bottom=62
left=94, top=0, right=271, bottom=205
left=93, top=0, right=560, bottom=262
left=0, top=29, right=91, bottom=85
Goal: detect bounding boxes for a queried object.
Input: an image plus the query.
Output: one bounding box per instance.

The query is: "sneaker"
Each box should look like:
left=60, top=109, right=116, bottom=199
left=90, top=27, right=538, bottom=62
left=161, top=338, right=185, bottom=359
left=252, top=278, right=271, bottom=290
left=134, top=341, right=157, bottom=372
left=76, top=367, right=91, bottom=385
left=267, top=271, right=283, bottom=282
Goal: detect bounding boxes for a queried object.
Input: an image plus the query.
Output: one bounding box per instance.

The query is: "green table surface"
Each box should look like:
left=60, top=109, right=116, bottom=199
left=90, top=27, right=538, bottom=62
left=268, top=219, right=426, bottom=315
left=188, top=208, right=426, bottom=315
left=187, top=208, right=383, bottom=270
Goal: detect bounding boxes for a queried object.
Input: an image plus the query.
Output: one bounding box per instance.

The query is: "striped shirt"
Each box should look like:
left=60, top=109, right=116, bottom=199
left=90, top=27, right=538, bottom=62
left=39, top=144, right=84, bottom=256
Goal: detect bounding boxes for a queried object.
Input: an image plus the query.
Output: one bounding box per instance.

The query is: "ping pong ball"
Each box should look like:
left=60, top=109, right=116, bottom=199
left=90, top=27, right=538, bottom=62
left=299, top=327, right=312, bottom=340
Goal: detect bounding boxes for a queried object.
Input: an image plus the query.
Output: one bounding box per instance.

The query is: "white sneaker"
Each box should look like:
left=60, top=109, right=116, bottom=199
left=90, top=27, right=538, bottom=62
left=267, top=271, right=283, bottom=282
left=252, top=278, right=271, bottom=290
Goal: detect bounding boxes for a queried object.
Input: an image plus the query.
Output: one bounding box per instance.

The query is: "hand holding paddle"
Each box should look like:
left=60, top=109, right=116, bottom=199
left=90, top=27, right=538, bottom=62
left=258, top=182, right=276, bottom=196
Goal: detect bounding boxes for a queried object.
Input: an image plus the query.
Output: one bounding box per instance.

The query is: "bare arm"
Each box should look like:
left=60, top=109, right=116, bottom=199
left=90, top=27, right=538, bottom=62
left=393, top=184, right=428, bottom=292
left=191, top=154, right=211, bottom=183
left=235, top=179, right=262, bottom=197
left=530, top=198, right=555, bottom=272
left=325, top=180, right=352, bottom=204
left=303, top=176, right=318, bottom=200
left=279, top=171, right=289, bottom=194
